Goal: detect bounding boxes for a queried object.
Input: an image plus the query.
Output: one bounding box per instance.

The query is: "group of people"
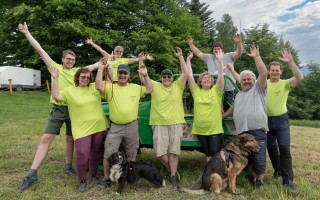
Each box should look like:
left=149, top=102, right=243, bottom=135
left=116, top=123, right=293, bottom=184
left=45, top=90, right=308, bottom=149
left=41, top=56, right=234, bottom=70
left=17, top=21, right=303, bottom=195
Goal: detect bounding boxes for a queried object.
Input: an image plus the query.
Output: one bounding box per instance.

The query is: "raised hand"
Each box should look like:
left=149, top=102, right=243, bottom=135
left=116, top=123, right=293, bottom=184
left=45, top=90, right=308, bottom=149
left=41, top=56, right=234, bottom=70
left=187, top=51, right=193, bottom=60
left=226, top=63, right=234, bottom=71
left=49, top=67, right=59, bottom=79
left=187, top=36, right=193, bottom=45
left=85, top=38, right=93, bottom=45
left=18, top=22, right=29, bottom=34
left=175, top=47, right=183, bottom=57
left=138, top=64, right=148, bottom=76
left=214, top=49, right=224, bottom=60
left=233, top=33, right=242, bottom=43
left=279, top=48, right=293, bottom=63
left=98, top=57, right=109, bottom=70
left=247, top=44, right=260, bottom=58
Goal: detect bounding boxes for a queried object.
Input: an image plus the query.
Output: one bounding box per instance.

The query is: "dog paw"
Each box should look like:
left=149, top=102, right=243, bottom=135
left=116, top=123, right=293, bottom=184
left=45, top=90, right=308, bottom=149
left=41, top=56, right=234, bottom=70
left=162, top=180, right=166, bottom=187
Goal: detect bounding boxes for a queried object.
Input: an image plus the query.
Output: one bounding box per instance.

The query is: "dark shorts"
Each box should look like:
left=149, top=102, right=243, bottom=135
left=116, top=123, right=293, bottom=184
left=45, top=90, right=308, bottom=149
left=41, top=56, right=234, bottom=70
left=245, top=129, right=267, bottom=175
left=44, top=104, right=72, bottom=135
left=267, top=113, right=290, bottom=146
left=197, top=134, right=223, bottom=157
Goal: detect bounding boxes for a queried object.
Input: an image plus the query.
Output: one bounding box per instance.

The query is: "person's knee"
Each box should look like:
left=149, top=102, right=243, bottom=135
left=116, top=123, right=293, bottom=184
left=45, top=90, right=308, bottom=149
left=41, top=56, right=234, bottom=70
left=40, top=134, right=55, bottom=145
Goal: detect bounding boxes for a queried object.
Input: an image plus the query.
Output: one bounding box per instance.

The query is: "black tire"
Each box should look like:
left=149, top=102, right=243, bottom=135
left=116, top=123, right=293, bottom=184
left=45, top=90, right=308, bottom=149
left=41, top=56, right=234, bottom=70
left=16, top=85, right=23, bottom=91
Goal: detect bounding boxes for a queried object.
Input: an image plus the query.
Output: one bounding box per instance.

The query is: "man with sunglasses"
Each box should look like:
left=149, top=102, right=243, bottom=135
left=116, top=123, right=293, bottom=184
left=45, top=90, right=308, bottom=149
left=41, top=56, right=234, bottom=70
left=17, top=22, right=100, bottom=192
left=140, top=47, right=188, bottom=186
left=187, top=34, right=243, bottom=109
left=96, top=63, right=153, bottom=187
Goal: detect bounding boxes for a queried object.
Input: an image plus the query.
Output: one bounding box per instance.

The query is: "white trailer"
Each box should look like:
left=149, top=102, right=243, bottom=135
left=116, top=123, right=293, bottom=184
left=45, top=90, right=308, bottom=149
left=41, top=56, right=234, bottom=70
left=0, top=66, right=41, bottom=91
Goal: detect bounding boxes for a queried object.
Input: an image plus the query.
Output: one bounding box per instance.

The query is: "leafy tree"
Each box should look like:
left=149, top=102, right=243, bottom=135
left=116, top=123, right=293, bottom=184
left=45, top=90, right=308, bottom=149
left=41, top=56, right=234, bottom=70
left=0, top=0, right=209, bottom=82
left=215, top=14, right=238, bottom=53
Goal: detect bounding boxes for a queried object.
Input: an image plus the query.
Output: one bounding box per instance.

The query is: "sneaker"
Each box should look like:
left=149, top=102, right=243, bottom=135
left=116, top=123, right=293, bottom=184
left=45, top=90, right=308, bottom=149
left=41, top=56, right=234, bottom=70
left=64, top=167, right=77, bottom=177
left=90, top=176, right=100, bottom=185
left=273, top=171, right=282, bottom=180
left=78, top=181, right=87, bottom=192
left=255, top=179, right=264, bottom=188
left=18, top=175, right=38, bottom=193
left=246, top=175, right=256, bottom=186
left=284, top=181, right=296, bottom=195
left=169, top=175, right=178, bottom=186
left=99, top=179, right=112, bottom=188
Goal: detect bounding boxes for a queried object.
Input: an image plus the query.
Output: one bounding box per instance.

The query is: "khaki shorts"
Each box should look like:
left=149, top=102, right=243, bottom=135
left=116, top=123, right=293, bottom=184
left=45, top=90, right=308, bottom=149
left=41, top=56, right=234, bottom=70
left=44, top=104, right=72, bottom=135
left=104, top=120, right=139, bottom=160
left=152, top=124, right=183, bottom=157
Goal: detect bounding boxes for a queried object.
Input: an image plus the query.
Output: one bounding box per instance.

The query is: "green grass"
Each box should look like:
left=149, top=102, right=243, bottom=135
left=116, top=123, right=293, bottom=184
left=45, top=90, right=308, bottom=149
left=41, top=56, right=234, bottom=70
left=1, top=91, right=320, bottom=200
left=290, top=119, right=320, bottom=128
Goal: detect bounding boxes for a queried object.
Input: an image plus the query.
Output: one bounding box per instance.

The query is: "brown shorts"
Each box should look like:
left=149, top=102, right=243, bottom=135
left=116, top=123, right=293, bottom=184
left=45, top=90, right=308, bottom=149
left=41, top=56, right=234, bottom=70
left=152, top=124, right=183, bottom=157
left=104, top=120, right=139, bottom=160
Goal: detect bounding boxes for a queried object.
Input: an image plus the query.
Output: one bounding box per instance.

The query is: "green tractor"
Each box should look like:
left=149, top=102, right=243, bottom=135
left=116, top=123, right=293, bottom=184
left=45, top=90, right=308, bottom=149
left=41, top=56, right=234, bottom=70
left=102, top=74, right=239, bottom=151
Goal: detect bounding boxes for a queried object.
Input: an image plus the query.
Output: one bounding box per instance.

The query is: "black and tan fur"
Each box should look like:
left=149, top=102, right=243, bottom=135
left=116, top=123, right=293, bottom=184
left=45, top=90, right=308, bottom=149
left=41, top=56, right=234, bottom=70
left=179, top=133, right=260, bottom=195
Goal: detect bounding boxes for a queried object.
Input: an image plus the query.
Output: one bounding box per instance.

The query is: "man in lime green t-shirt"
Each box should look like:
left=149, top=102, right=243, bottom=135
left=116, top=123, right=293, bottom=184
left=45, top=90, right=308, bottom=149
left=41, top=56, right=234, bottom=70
left=267, top=48, right=304, bottom=194
left=140, top=47, right=188, bottom=186
left=17, top=22, right=100, bottom=193
left=96, top=63, right=153, bottom=187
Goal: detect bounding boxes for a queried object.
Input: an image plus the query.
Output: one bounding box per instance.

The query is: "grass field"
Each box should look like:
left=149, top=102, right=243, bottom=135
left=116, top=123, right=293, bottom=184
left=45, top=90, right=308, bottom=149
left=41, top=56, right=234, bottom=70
left=0, top=91, right=319, bottom=200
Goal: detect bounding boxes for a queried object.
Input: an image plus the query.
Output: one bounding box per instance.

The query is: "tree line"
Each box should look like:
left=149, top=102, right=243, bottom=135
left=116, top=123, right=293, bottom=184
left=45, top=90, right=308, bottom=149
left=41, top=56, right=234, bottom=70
left=0, top=0, right=318, bottom=120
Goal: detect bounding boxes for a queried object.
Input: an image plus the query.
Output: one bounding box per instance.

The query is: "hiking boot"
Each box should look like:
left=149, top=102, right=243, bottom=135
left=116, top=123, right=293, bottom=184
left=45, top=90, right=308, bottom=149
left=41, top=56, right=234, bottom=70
left=78, top=181, right=87, bottom=192
left=246, top=175, right=256, bottom=186
left=273, top=171, right=282, bottom=180
left=64, top=167, right=77, bottom=177
left=169, top=175, right=178, bottom=186
left=90, top=176, right=100, bottom=185
left=255, top=179, right=264, bottom=188
left=18, top=175, right=38, bottom=193
left=99, top=179, right=112, bottom=188
left=284, top=181, right=296, bottom=195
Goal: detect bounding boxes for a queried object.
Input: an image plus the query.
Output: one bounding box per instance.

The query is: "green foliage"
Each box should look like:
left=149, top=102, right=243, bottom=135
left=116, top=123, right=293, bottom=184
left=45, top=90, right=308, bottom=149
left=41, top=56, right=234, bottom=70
left=215, top=14, right=238, bottom=52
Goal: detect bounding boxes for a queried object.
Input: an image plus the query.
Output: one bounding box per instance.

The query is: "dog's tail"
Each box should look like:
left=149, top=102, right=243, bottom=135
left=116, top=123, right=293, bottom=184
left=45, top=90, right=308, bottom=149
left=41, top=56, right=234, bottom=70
left=178, top=187, right=207, bottom=195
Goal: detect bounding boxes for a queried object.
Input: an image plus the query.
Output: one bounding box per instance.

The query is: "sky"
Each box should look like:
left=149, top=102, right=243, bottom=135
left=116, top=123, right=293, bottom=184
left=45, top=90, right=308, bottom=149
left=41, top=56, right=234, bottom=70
left=201, top=0, right=320, bottom=65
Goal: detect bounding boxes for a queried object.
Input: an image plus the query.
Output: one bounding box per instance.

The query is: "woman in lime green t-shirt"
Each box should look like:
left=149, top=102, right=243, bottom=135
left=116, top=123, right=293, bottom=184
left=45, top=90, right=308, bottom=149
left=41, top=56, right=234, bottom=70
left=186, top=50, right=225, bottom=162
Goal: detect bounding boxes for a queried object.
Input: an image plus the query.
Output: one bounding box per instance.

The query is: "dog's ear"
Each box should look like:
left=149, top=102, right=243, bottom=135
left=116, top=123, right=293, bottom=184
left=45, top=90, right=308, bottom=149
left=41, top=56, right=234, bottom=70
left=239, top=133, right=249, bottom=144
left=225, top=142, right=236, bottom=152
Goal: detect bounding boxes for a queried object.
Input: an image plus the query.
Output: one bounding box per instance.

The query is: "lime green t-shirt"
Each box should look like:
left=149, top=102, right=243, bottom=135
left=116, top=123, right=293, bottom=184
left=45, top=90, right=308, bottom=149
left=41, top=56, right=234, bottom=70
left=192, top=85, right=224, bottom=135
left=150, top=77, right=186, bottom=125
left=49, top=61, right=80, bottom=106
left=60, top=83, right=108, bottom=140
left=105, top=83, right=146, bottom=124
left=267, top=79, right=291, bottom=117
left=111, top=58, right=130, bottom=81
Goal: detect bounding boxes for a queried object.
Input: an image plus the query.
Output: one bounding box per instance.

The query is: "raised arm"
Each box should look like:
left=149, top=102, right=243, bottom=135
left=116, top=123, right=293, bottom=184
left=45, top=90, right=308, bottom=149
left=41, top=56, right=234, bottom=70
left=226, top=63, right=241, bottom=83
left=215, top=50, right=224, bottom=92
left=279, top=48, right=304, bottom=88
left=232, top=33, right=243, bottom=60
left=186, top=52, right=196, bottom=93
left=18, top=22, right=53, bottom=67
left=175, top=47, right=188, bottom=85
left=187, top=36, right=204, bottom=60
left=48, top=68, right=62, bottom=101
left=138, top=64, right=153, bottom=94
left=86, top=38, right=109, bottom=57
left=95, top=57, right=111, bottom=95
left=248, top=45, right=267, bottom=90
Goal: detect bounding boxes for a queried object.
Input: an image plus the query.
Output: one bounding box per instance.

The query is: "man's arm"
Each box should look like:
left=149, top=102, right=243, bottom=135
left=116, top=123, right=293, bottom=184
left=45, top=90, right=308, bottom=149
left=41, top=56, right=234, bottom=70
left=175, top=47, right=188, bottom=85
left=248, top=45, right=267, bottom=90
left=222, top=106, right=233, bottom=118
left=232, top=33, right=243, bottom=60
left=187, top=36, right=204, bottom=60
left=279, top=48, right=304, bottom=88
left=186, top=52, right=196, bottom=93
left=226, top=63, right=241, bottom=83
left=48, top=68, right=62, bottom=101
left=18, top=22, right=53, bottom=67
left=86, top=38, right=109, bottom=57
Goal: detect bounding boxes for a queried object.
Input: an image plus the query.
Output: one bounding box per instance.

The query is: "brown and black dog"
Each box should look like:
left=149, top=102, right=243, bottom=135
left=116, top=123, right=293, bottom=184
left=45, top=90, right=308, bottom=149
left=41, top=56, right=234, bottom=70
left=179, top=133, right=260, bottom=195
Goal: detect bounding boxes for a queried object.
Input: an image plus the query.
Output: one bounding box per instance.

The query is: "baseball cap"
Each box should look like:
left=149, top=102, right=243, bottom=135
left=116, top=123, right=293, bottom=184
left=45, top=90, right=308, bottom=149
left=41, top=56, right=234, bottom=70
left=161, top=69, right=172, bottom=76
left=118, top=64, right=130, bottom=73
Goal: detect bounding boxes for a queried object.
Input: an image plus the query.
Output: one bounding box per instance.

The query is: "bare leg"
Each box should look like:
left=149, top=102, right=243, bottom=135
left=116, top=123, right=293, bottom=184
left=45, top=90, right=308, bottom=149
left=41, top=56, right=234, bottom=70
left=30, top=134, right=56, bottom=169
left=103, top=158, right=110, bottom=180
left=168, top=154, right=179, bottom=176
left=159, top=154, right=170, bottom=172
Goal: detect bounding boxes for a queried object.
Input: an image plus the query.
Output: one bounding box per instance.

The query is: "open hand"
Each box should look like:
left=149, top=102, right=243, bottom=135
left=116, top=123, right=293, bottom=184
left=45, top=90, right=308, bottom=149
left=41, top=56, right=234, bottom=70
left=279, top=48, right=293, bottom=63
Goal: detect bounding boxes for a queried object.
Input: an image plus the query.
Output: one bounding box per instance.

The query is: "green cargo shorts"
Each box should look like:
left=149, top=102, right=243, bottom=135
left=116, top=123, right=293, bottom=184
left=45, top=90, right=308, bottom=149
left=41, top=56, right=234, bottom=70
left=44, top=104, right=72, bottom=135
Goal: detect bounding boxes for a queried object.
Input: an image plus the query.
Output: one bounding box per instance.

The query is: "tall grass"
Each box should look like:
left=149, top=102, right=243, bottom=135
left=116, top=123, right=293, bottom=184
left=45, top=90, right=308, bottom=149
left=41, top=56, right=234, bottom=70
left=0, top=91, right=320, bottom=200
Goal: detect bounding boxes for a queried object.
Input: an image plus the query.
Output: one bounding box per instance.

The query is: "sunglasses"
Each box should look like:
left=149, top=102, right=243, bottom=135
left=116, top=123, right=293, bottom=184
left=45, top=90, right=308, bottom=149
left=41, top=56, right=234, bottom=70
left=118, top=71, right=129, bottom=75
left=80, top=76, right=91, bottom=80
left=162, top=75, right=172, bottom=79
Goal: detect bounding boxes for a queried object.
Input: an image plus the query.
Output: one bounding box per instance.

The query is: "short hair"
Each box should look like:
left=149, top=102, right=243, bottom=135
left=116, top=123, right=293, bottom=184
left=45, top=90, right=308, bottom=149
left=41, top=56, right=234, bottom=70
left=197, top=71, right=214, bottom=88
left=62, top=50, right=76, bottom=58
left=240, top=70, right=256, bottom=81
left=74, top=68, right=93, bottom=86
left=114, top=46, right=124, bottom=52
left=268, top=61, right=283, bottom=70
left=212, top=42, right=223, bottom=50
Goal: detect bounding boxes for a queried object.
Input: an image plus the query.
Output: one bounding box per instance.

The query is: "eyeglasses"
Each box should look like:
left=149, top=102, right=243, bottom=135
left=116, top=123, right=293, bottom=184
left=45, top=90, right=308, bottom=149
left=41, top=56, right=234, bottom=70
left=118, top=71, right=129, bottom=75
left=80, top=76, right=91, bottom=80
left=65, top=58, right=75, bottom=62
left=115, top=50, right=123, bottom=53
left=162, top=75, right=172, bottom=79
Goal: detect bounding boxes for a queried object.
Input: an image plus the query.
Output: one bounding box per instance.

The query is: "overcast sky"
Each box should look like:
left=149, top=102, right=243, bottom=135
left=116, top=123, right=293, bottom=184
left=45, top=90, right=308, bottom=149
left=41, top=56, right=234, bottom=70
left=201, top=0, right=320, bottom=65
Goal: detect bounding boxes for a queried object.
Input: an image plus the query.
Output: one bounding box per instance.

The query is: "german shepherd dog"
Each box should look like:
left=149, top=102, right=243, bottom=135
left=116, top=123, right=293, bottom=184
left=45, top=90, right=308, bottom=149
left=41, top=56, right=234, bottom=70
left=179, top=133, right=260, bottom=195
left=108, top=152, right=165, bottom=194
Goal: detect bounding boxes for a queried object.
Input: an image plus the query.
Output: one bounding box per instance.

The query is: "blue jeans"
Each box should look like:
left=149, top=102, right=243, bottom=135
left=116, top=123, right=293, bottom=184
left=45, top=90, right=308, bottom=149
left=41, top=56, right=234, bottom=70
left=246, top=129, right=267, bottom=176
